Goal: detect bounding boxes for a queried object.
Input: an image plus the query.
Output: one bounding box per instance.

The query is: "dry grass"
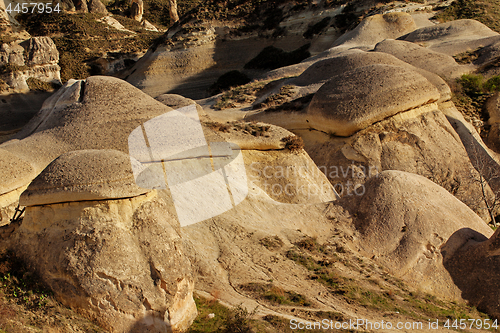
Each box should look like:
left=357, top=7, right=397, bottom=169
left=281, top=135, right=304, bottom=152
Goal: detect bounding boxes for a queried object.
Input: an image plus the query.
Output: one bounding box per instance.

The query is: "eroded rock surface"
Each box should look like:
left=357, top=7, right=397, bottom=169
left=14, top=150, right=197, bottom=333
left=351, top=170, right=493, bottom=299
left=307, top=64, right=440, bottom=136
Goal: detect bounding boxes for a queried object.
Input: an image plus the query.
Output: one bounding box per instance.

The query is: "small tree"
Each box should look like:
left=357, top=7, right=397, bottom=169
left=468, top=143, right=500, bottom=227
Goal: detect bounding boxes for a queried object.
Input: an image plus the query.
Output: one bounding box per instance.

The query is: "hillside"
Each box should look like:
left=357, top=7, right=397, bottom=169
left=3, top=0, right=500, bottom=332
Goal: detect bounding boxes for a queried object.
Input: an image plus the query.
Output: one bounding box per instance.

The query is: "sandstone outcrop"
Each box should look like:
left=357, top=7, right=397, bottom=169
left=20, top=150, right=149, bottom=206
left=87, top=0, right=108, bottom=14
left=486, top=93, right=500, bottom=153
left=306, top=64, right=440, bottom=136
left=0, top=42, right=24, bottom=66
left=131, top=0, right=143, bottom=22
left=290, top=49, right=451, bottom=102
left=399, top=19, right=499, bottom=56
left=374, top=39, right=471, bottom=80
left=142, top=19, right=158, bottom=32
left=333, top=12, right=417, bottom=48
left=352, top=170, right=493, bottom=299
left=0, top=37, right=61, bottom=93
left=14, top=150, right=197, bottom=332
left=0, top=77, right=175, bottom=217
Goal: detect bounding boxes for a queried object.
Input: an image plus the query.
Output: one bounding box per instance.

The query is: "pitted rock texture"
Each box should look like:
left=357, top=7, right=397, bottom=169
left=306, top=64, right=440, bottom=136
left=20, top=150, right=150, bottom=206
left=14, top=190, right=197, bottom=333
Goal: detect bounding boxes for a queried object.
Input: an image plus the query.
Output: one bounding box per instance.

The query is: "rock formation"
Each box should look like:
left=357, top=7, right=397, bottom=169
left=14, top=150, right=197, bottom=332
left=4, top=2, right=500, bottom=330
left=130, top=0, right=143, bottom=22
left=444, top=227, right=500, bottom=319
left=306, top=63, right=440, bottom=136
left=352, top=170, right=493, bottom=299
left=0, top=36, right=61, bottom=93
left=399, top=19, right=499, bottom=56
left=88, top=0, right=108, bottom=14
left=374, top=39, right=471, bottom=81
left=73, top=0, right=89, bottom=12
left=332, top=12, right=417, bottom=49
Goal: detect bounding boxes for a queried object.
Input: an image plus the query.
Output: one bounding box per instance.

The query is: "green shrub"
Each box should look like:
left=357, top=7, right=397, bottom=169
left=458, top=73, right=484, bottom=95
left=484, top=75, right=500, bottom=92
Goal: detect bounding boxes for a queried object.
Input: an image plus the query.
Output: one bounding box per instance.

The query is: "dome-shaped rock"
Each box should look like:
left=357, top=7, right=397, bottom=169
left=307, top=64, right=440, bottom=136
left=333, top=12, right=417, bottom=48
left=374, top=39, right=470, bottom=80
left=20, top=149, right=149, bottom=206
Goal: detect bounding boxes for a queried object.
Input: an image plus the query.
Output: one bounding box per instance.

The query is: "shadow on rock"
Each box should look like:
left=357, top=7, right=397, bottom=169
left=443, top=227, right=500, bottom=319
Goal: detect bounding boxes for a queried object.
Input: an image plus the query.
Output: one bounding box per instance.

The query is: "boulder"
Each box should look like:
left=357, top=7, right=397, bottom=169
left=14, top=185, right=197, bottom=332
left=4, top=76, right=174, bottom=170
left=97, top=16, right=134, bottom=33
left=19, top=150, right=149, bottom=206
left=333, top=12, right=417, bottom=48
left=353, top=170, right=493, bottom=299
left=400, top=19, right=498, bottom=45
left=306, top=104, right=494, bottom=222
left=88, top=0, right=108, bottom=14
left=374, top=39, right=471, bottom=80
left=306, top=64, right=440, bottom=136
left=130, top=0, right=143, bottom=22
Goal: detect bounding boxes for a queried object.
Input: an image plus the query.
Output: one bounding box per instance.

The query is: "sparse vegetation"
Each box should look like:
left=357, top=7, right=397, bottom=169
left=433, top=0, right=500, bottom=33
left=240, top=283, right=311, bottom=306
left=0, top=64, right=29, bottom=75
left=204, top=121, right=231, bottom=133
left=260, top=236, right=284, bottom=251
left=231, top=121, right=271, bottom=137
left=452, top=73, right=500, bottom=134
left=0, top=248, right=104, bottom=332
left=284, top=236, right=492, bottom=323
left=26, top=78, right=59, bottom=92
left=16, top=12, right=161, bottom=82
left=187, top=296, right=256, bottom=333
left=214, top=81, right=267, bottom=110
left=453, top=48, right=481, bottom=64
left=255, top=85, right=295, bottom=110
left=281, top=135, right=304, bottom=152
